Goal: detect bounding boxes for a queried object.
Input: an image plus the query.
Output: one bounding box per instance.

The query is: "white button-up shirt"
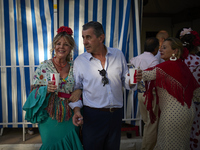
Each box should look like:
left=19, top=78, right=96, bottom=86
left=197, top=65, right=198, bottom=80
left=72, top=47, right=132, bottom=108
left=130, top=52, right=159, bottom=70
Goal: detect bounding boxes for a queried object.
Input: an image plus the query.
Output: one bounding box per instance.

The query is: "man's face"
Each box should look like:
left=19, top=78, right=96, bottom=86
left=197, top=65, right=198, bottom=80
left=82, top=28, right=102, bottom=54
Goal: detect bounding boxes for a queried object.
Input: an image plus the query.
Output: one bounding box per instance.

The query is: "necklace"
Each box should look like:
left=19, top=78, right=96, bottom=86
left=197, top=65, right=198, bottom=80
left=52, top=57, right=68, bottom=71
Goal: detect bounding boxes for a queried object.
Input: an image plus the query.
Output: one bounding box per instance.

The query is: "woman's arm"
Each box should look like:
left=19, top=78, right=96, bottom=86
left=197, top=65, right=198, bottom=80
left=142, top=68, right=157, bottom=81
left=193, top=87, right=200, bottom=103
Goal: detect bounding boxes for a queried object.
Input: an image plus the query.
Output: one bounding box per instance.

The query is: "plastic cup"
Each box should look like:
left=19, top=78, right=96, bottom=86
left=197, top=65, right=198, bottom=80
left=129, top=68, right=138, bottom=84
left=50, top=73, right=60, bottom=89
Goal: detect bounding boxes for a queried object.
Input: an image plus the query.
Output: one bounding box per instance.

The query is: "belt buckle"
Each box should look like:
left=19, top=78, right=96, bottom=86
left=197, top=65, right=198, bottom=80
left=109, top=108, right=114, bottom=113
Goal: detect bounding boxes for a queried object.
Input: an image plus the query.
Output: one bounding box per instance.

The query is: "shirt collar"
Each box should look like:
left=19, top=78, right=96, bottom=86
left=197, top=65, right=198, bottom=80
left=85, top=46, right=112, bottom=61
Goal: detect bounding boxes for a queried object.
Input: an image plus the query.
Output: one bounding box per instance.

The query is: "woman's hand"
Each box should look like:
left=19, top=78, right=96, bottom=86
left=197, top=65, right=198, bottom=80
left=136, top=69, right=142, bottom=82
left=129, top=69, right=143, bottom=88
left=69, top=89, right=82, bottom=102
left=47, top=81, right=57, bottom=93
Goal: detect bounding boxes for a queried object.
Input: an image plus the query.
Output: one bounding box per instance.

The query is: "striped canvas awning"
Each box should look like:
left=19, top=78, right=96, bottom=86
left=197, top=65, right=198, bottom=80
left=0, top=0, right=142, bottom=128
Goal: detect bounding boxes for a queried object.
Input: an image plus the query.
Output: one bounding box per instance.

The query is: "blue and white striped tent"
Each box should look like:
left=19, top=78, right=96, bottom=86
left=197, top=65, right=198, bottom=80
left=0, top=0, right=142, bottom=130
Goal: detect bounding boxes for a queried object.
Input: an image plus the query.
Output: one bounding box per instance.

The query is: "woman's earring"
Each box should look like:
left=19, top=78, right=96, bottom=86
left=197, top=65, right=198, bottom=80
left=170, top=53, right=177, bottom=61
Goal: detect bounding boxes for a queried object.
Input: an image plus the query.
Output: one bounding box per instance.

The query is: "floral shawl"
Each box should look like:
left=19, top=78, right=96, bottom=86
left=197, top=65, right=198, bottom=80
left=31, top=59, right=74, bottom=122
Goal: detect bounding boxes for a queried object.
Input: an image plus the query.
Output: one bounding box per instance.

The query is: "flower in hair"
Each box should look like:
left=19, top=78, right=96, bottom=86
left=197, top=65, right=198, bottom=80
left=57, top=26, right=73, bottom=35
left=182, top=41, right=189, bottom=46
left=180, top=28, right=192, bottom=37
left=191, top=31, right=200, bottom=47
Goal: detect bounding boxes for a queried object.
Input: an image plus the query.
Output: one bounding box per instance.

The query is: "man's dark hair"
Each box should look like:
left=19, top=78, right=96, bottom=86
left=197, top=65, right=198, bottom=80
left=82, top=21, right=105, bottom=38
left=144, top=37, right=159, bottom=52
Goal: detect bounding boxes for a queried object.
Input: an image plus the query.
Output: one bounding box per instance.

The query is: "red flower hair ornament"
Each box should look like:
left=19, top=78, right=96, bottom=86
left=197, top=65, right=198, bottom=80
left=57, top=26, right=73, bottom=35
left=191, top=31, right=200, bottom=47
left=180, top=28, right=200, bottom=47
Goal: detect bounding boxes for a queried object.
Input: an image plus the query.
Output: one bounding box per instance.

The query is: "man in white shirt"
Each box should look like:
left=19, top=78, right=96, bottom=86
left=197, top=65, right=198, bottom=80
left=71, top=21, right=142, bottom=150
left=130, top=37, right=159, bottom=150
left=155, top=30, right=169, bottom=63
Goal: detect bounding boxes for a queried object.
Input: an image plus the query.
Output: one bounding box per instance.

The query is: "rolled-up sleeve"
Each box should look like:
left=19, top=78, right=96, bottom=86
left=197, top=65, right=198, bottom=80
left=68, top=100, right=83, bottom=109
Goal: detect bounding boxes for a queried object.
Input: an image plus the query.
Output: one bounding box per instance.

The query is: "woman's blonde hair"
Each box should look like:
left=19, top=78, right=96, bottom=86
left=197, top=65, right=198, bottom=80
left=50, top=32, right=76, bottom=62
left=165, top=37, right=183, bottom=59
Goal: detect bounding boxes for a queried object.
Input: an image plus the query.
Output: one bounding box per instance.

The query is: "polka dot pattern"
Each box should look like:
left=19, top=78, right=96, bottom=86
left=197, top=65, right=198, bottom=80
left=153, top=88, right=195, bottom=149
left=143, top=70, right=196, bottom=149
left=190, top=104, right=200, bottom=150
left=184, top=54, right=200, bottom=84
left=184, top=54, right=200, bottom=150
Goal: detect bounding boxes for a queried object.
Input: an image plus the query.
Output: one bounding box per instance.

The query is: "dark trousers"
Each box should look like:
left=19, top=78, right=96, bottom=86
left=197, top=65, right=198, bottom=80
left=82, top=106, right=123, bottom=150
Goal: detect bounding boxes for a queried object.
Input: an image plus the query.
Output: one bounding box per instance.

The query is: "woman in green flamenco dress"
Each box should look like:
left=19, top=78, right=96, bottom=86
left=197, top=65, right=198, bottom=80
left=23, top=26, right=83, bottom=150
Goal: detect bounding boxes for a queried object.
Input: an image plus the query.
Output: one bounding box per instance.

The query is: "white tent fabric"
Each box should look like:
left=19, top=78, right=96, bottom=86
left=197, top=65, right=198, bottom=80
left=57, top=0, right=141, bottom=59
left=0, top=0, right=142, bottom=130
left=0, top=0, right=53, bottom=128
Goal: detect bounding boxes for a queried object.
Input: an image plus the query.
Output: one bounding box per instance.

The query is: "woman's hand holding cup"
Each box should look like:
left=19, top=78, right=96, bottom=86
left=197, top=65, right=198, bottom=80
left=47, top=81, right=58, bottom=93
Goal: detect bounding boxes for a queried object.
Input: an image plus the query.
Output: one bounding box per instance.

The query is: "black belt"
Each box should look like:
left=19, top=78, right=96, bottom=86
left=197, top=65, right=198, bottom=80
left=84, top=106, right=120, bottom=113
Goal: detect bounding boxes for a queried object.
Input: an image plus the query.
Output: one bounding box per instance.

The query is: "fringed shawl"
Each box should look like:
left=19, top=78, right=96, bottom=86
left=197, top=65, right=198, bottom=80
left=30, top=59, right=74, bottom=122
left=144, top=59, right=200, bottom=123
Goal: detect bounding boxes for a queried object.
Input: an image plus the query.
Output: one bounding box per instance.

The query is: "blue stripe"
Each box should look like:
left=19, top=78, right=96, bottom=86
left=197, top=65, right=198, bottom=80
left=31, top=0, right=39, bottom=65
left=139, top=0, right=142, bottom=30
left=17, top=67, right=22, bottom=128
left=64, top=0, right=69, bottom=27
left=125, top=35, right=130, bottom=62
left=39, top=0, right=48, bottom=61
left=4, top=0, right=12, bottom=127
left=93, top=0, right=97, bottom=21
left=14, top=0, right=19, bottom=66
left=131, top=90, right=138, bottom=125
left=118, top=0, right=123, bottom=42
left=132, top=1, right=138, bottom=57
left=57, top=0, right=60, bottom=27
left=109, top=0, right=116, bottom=47
left=84, top=0, right=88, bottom=24
left=121, top=0, right=131, bottom=56
left=102, top=0, right=107, bottom=37
left=132, top=1, right=139, bottom=125
left=21, top=0, right=29, bottom=66
left=84, top=0, right=88, bottom=52
left=21, top=0, right=31, bottom=114
left=73, top=0, right=79, bottom=60
left=48, top=0, right=54, bottom=58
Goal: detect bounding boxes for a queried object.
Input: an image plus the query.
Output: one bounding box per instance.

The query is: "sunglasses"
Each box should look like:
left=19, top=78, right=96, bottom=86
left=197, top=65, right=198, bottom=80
left=98, top=69, right=109, bottom=86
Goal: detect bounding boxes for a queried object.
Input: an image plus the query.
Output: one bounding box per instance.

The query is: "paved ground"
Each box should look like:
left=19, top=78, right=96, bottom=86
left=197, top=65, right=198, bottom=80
left=0, top=128, right=41, bottom=144
left=0, top=128, right=142, bottom=150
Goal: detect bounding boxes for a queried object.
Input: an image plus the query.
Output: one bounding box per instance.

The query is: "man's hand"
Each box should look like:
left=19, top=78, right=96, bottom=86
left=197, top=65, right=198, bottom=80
left=69, top=89, right=82, bottom=102
left=72, top=107, right=83, bottom=126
